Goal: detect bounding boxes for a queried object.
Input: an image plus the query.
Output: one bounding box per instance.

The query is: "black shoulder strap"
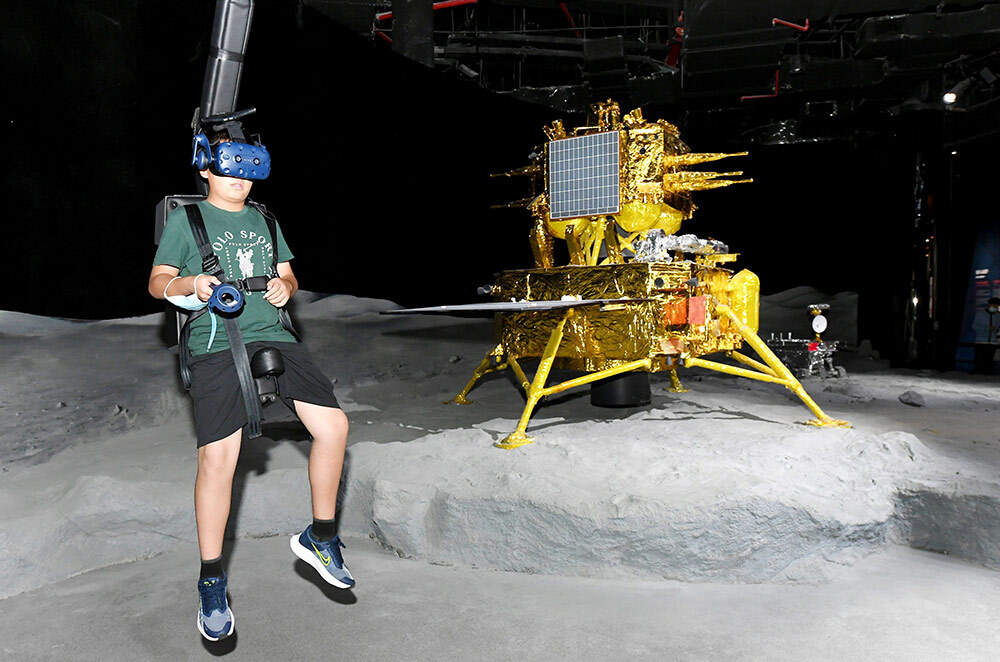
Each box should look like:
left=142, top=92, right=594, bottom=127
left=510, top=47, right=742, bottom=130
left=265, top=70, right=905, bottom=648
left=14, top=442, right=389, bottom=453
left=248, top=200, right=301, bottom=341
left=247, top=200, right=279, bottom=276
left=264, top=216, right=280, bottom=276
left=184, top=203, right=224, bottom=279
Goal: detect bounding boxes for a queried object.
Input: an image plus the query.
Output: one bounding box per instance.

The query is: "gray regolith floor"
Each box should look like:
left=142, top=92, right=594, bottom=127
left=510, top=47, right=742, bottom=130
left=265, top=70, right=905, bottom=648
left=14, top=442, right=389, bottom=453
left=4, top=291, right=1000, bottom=661
left=2, top=537, right=998, bottom=662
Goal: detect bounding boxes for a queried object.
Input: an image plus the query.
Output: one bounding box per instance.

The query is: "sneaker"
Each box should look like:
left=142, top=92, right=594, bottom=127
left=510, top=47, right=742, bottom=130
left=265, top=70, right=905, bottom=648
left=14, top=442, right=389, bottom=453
left=196, top=574, right=234, bottom=641
left=290, top=526, right=355, bottom=589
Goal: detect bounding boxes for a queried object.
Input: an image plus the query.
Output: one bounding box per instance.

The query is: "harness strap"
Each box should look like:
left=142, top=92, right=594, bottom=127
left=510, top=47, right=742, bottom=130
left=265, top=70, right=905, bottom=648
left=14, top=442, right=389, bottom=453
left=250, top=200, right=301, bottom=341
left=177, top=202, right=262, bottom=438
left=277, top=308, right=300, bottom=341
left=179, top=307, right=206, bottom=390
left=184, top=204, right=224, bottom=278
left=233, top=275, right=270, bottom=292
left=223, top=315, right=263, bottom=438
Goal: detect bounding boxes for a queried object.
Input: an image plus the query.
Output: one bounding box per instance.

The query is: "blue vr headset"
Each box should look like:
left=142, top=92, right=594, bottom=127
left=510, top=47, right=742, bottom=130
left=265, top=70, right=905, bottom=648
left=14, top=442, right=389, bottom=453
left=191, top=133, right=271, bottom=180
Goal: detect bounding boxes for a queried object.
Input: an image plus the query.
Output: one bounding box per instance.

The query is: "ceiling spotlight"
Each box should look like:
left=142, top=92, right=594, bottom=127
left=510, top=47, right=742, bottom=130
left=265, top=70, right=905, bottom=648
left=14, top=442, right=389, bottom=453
left=943, top=78, right=972, bottom=104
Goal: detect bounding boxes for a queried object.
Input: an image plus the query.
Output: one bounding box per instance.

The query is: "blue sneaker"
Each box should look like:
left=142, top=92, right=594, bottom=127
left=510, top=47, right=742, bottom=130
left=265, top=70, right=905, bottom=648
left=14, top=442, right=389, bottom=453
left=196, top=574, right=234, bottom=641
left=290, top=526, right=355, bottom=589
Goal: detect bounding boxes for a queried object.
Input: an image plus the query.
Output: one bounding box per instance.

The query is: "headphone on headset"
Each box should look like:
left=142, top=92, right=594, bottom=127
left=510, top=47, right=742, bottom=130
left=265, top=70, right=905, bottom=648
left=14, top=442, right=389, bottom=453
left=191, top=133, right=214, bottom=172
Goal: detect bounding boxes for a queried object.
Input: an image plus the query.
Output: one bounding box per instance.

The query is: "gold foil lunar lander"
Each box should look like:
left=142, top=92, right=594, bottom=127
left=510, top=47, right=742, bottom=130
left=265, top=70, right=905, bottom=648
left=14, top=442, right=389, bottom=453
left=388, top=101, right=849, bottom=448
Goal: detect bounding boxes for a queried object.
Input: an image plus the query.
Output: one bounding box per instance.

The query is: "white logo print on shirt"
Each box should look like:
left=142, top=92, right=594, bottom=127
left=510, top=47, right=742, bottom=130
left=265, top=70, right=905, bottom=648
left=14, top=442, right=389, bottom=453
left=211, top=228, right=274, bottom=297
left=237, top=247, right=255, bottom=279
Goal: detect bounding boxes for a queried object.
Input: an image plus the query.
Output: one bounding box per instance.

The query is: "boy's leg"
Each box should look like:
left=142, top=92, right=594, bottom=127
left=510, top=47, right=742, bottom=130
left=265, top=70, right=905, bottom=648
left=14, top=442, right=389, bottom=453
left=193, top=427, right=242, bottom=641
left=289, top=401, right=355, bottom=588
left=293, top=401, right=349, bottom=520
left=195, top=428, right=244, bottom=559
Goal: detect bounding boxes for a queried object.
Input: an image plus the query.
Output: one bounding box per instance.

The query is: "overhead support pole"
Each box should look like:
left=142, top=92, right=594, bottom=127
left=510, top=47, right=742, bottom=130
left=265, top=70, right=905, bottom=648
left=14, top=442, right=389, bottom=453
left=200, top=0, right=255, bottom=119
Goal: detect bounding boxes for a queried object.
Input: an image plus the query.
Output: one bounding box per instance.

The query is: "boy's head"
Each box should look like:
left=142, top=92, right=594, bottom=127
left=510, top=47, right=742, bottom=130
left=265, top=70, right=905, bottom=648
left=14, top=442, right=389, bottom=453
left=198, top=130, right=252, bottom=206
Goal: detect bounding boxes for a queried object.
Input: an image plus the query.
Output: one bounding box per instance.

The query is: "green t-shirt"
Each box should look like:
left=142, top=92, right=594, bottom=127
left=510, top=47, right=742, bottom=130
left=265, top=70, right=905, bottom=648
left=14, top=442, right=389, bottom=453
left=153, top=200, right=296, bottom=355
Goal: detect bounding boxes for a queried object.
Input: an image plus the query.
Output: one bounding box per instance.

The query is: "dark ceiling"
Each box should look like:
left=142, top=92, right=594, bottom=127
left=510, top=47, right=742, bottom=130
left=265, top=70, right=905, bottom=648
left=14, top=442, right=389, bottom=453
left=306, top=0, right=1000, bottom=146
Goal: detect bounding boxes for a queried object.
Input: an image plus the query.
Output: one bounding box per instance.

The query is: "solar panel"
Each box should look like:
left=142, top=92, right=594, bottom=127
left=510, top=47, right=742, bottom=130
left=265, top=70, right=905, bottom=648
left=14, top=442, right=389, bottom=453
left=548, top=131, right=621, bottom=220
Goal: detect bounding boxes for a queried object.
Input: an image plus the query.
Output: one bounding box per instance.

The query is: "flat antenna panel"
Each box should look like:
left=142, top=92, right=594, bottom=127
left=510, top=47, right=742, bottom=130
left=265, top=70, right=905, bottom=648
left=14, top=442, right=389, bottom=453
left=548, top=131, right=621, bottom=220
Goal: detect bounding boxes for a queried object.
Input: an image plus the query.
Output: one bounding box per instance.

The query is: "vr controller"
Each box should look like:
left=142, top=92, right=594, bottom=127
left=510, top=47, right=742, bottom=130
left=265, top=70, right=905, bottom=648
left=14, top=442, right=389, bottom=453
left=208, top=282, right=245, bottom=313
left=206, top=284, right=286, bottom=406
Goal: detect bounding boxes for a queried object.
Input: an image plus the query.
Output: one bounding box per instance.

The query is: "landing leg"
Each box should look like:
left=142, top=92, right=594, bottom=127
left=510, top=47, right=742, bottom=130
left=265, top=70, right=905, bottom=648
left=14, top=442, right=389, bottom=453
left=495, top=315, right=571, bottom=449
left=447, top=344, right=505, bottom=405
left=667, top=368, right=688, bottom=393
left=710, top=302, right=849, bottom=428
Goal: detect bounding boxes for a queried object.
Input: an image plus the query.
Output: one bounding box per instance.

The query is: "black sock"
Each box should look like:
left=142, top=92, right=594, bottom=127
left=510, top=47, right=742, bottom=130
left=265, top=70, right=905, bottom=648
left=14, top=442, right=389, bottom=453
left=200, top=556, right=224, bottom=581
left=311, top=518, right=336, bottom=541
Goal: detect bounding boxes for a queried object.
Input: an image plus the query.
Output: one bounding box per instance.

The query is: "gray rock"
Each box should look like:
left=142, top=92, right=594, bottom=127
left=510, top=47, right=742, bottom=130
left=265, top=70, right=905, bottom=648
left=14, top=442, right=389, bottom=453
left=339, top=426, right=938, bottom=584
left=899, top=391, right=926, bottom=407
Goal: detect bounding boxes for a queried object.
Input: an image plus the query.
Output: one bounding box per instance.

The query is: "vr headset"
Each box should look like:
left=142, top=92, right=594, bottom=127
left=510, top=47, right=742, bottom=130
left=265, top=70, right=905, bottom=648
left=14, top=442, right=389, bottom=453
left=192, top=135, right=270, bottom=180
left=191, top=107, right=271, bottom=180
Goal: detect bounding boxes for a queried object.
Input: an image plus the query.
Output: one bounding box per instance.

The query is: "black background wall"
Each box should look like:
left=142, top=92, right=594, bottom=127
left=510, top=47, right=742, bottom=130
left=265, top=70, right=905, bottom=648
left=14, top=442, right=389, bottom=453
left=3, top=0, right=995, bottom=367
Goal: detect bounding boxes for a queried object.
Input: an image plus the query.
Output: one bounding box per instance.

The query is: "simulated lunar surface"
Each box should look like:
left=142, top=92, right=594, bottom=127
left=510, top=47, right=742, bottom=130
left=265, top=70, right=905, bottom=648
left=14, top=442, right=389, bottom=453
left=3, top=288, right=1000, bottom=660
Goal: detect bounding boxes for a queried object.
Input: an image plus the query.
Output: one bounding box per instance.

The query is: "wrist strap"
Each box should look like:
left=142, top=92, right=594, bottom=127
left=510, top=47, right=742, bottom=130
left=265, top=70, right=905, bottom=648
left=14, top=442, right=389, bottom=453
left=162, top=276, right=181, bottom=299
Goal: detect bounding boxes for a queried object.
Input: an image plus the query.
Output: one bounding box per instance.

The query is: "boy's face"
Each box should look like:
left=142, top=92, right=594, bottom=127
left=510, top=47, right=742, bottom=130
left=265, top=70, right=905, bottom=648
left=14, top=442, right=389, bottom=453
left=201, top=168, right=253, bottom=206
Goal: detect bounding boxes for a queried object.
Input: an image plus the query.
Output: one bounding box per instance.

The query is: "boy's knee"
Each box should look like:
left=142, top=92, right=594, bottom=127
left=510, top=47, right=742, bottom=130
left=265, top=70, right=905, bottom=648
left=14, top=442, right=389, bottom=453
left=316, top=409, right=349, bottom=445
left=334, top=409, right=349, bottom=436
left=197, top=434, right=241, bottom=474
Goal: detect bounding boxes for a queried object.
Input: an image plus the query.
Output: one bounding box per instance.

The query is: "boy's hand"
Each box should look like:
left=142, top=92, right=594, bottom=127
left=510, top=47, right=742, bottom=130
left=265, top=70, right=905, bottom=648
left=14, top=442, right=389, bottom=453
left=264, top=277, right=292, bottom=308
left=195, top=275, right=221, bottom=302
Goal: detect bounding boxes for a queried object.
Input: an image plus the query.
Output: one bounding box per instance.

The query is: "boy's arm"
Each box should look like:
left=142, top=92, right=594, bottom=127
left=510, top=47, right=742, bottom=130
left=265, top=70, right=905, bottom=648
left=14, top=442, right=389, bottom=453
left=264, top=261, right=297, bottom=308
left=148, top=265, right=218, bottom=301
left=151, top=210, right=218, bottom=301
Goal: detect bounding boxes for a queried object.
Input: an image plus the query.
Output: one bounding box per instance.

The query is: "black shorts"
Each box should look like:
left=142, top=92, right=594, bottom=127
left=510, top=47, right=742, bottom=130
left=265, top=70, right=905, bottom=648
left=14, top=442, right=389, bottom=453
left=188, top=340, right=340, bottom=447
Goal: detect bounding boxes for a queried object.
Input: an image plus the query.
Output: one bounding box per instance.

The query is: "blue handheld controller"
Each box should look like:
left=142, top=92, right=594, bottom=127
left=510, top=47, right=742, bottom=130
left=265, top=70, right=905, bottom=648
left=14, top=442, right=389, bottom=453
left=208, top=283, right=245, bottom=313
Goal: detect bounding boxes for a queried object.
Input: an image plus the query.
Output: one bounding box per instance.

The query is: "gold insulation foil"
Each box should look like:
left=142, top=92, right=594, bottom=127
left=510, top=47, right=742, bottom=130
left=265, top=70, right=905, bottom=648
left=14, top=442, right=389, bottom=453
left=514, top=101, right=751, bottom=267
left=492, top=263, right=751, bottom=371
left=728, top=269, right=761, bottom=333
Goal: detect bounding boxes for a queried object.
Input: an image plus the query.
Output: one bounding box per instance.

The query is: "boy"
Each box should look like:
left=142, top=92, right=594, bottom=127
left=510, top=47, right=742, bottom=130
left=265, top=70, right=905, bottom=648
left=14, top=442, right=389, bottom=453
left=148, top=136, right=353, bottom=642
